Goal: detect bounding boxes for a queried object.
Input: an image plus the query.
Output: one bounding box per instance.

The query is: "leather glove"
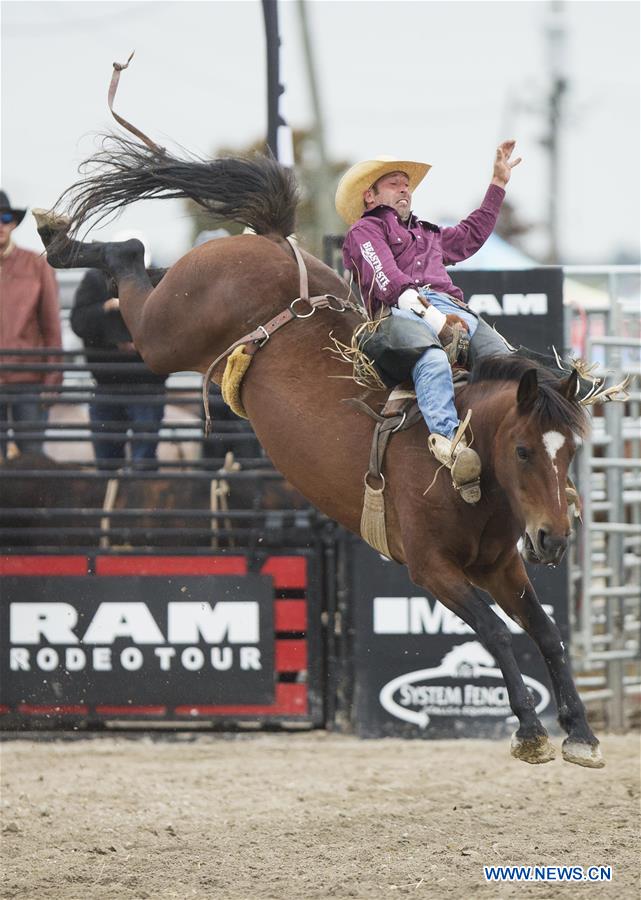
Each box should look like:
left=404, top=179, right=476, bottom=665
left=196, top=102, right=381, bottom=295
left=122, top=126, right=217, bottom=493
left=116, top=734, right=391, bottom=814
left=442, top=313, right=470, bottom=333
left=439, top=321, right=471, bottom=367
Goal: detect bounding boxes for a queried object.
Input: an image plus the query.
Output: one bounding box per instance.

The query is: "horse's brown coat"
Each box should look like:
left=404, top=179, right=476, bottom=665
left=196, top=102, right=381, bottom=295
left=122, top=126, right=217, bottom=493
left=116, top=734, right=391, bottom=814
left=35, top=151, right=603, bottom=764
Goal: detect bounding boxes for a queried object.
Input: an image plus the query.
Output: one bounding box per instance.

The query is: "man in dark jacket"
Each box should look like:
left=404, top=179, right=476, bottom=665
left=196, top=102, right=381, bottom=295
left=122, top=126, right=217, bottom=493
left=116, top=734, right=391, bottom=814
left=71, top=268, right=167, bottom=469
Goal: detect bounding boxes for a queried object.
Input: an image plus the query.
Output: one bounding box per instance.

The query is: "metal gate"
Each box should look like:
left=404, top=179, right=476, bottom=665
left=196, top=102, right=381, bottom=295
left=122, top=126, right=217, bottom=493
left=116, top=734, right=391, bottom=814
left=567, top=265, right=641, bottom=730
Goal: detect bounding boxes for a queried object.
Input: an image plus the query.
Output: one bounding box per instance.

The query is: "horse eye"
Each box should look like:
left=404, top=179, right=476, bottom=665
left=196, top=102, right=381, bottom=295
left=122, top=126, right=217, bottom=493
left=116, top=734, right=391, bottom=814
left=516, top=446, right=529, bottom=461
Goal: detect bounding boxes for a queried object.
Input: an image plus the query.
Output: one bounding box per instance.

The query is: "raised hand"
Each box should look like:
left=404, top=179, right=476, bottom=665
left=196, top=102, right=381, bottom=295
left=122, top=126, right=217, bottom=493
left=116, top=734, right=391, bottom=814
left=492, top=140, right=522, bottom=188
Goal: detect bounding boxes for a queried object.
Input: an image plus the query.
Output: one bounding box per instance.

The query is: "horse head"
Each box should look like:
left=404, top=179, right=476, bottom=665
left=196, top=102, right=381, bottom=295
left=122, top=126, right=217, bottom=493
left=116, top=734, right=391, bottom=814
left=491, top=362, right=588, bottom=566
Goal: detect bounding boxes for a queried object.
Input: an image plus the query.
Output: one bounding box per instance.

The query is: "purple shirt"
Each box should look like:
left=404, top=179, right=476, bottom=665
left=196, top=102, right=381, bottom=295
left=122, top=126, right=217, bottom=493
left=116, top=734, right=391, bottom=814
left=342, top=184, right=505, bottom=315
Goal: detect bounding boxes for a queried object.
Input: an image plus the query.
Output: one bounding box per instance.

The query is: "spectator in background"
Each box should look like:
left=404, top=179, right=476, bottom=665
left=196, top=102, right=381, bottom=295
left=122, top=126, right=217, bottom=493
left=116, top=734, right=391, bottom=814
left=0, top=190, right=62, bottom=459
left=70, top=231, right=167, bottom=469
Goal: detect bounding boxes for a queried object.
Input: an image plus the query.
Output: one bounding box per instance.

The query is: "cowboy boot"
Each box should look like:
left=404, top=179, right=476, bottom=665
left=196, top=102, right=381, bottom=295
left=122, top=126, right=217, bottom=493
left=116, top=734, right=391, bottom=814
left=428, top=422, right=481, bottom=504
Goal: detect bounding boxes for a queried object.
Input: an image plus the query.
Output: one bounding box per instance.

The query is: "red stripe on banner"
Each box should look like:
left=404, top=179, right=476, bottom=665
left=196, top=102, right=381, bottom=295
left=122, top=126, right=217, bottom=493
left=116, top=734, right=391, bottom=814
left=95, top=556, right=247, bottom=576
left=18, top=704, right=88, bottom=715
left=260, top=556, right=307, bottom=589
left=275, top=639, right=308, bottom=672
left=274, top=599, right=307, bottom=632
left=94, top=706, right=167, bottom=716
left=174, top=683, right=308, bottom=717
left=0, top=556, right=88, bottom=576
left=0, top=705, right=11, bottom=714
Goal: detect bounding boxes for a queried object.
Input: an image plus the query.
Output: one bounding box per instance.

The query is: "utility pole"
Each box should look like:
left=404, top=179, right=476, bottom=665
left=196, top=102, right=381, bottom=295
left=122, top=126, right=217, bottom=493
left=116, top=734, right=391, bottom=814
left=296, top=0, right=336, bottom=247
left=261, top=0, right=293, bottom=165
left=542, top=0, right=568, bottom=263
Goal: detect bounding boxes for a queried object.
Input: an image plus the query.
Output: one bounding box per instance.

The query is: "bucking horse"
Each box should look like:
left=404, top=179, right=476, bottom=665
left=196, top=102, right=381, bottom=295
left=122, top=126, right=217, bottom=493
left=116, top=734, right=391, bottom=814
left=32, top=64, right=629, bottom=768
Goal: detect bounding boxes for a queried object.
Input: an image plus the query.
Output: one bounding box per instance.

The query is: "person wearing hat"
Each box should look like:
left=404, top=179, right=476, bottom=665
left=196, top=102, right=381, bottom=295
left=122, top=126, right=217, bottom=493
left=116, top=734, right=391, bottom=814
left=335, top=142, right=521, bottom=503
left=0, top=190, right=62, bottom=458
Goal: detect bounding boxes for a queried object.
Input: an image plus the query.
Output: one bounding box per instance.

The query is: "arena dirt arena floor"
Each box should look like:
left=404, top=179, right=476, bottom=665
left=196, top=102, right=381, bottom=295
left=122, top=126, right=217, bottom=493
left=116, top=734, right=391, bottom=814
left=1, top=731, right=639, bottom=899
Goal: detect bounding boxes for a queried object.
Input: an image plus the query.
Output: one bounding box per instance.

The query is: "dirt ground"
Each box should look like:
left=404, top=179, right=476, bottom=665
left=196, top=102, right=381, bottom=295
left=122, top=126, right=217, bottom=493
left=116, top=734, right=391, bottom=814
left=1, top=731, right=639, bottom=900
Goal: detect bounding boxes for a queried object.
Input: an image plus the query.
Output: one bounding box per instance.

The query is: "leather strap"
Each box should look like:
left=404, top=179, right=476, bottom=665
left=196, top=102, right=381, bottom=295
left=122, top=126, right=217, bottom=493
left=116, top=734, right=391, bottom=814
left=367, top=405, right=423, bottom=480
left=358, top=397, right=420, bottom=562
left=108, top=53, right=167, bottom=156
left=286, top=236, right=309, bottom=301
left=345, top=394, right=422, bottom=481
left=202, top=238, right=359, bottom=434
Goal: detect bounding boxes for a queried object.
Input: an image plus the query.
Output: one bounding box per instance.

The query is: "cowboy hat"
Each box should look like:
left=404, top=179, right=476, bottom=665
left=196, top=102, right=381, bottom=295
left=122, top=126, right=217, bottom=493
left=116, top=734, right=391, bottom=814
left=335, top=156, right=431, bottom=226
left=0, top=190, right=27, bottom=226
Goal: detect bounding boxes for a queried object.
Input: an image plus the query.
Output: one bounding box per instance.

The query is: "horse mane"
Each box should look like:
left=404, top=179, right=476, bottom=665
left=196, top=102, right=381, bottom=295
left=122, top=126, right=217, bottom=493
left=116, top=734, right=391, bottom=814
left=468, top=355, right=589, bottom=435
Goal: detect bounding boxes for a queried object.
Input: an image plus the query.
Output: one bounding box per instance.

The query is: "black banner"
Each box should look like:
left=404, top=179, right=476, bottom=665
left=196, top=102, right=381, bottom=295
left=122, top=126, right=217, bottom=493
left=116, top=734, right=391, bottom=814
left=349, top=541, right=568, bottom=739
left=450, top=268, right=564, bottom=355
left=1, top=576, right=274, bottom=707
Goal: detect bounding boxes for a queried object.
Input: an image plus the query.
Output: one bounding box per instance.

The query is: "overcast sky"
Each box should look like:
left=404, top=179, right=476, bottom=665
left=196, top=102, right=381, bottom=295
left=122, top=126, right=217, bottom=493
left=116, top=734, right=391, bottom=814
left=2, top=0, right=639, bottom=265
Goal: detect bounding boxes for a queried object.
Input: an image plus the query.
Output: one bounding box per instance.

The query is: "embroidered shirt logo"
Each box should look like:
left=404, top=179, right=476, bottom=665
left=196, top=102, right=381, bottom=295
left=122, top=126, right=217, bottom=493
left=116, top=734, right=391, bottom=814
left=360, top=241, right=390, bottom=293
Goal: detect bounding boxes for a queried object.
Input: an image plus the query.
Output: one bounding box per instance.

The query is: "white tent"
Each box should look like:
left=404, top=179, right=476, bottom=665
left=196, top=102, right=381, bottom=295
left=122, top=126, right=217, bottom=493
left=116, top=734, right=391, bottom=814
left=448, top=234, right=610, bottom=311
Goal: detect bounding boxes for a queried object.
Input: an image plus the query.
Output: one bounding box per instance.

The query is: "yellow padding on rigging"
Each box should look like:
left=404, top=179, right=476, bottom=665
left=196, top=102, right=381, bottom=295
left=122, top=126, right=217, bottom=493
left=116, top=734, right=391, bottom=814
left=221, top=345, right=252, bottom=419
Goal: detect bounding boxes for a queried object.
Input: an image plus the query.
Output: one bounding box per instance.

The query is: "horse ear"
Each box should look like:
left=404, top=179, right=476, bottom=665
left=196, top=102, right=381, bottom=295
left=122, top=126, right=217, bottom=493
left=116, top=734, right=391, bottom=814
left=517, top=368, right=539, bottom=413
left=557, top=369, right=580, bottom=401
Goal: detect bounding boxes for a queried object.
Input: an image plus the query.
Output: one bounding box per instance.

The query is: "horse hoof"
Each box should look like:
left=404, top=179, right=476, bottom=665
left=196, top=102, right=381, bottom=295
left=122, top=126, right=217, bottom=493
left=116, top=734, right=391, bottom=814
left=510, top=731, right=556, bottom=765
left=562, top=739, right=605, bottom=768
left=32, top=208, right=71, bottom=233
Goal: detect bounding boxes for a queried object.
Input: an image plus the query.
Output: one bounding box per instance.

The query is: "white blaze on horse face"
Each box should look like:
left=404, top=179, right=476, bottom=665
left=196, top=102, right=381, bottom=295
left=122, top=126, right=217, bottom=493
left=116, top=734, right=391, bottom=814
left=542, top=430, right=566, bottom=505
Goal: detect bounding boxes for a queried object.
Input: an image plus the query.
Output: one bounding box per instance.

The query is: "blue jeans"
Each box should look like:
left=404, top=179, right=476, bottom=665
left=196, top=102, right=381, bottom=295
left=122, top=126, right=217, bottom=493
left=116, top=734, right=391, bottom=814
left=0, top=391, right=48, bottom=457
left=391, top=290, right=479, bottom=439
left=90, top=395, right=164, bottom=468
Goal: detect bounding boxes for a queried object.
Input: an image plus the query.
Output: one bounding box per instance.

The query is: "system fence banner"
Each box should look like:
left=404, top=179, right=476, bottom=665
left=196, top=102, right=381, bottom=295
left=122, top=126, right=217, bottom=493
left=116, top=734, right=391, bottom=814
left=347, top=540, right=569, bottom=738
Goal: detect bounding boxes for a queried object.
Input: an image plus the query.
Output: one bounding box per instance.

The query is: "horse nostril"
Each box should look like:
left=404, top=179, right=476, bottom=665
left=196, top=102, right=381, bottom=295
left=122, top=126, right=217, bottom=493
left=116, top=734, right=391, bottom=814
left=538, top=529, right=568, bottom=561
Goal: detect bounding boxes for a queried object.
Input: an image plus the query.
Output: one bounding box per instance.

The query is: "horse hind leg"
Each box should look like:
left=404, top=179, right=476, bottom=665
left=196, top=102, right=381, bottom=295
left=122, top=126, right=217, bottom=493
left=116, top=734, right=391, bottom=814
left=33, top=208, right=149, bottom=284
left=33, top=208, right=113, bottom=271
left=33, top=208, right=156, bottom=356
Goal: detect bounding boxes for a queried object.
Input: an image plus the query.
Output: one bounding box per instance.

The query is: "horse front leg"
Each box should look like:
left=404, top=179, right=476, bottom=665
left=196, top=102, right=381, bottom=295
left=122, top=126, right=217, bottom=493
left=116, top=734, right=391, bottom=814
left=473, top=552, right=604, bottom=768
left=412, top=559, right=556, bottom=765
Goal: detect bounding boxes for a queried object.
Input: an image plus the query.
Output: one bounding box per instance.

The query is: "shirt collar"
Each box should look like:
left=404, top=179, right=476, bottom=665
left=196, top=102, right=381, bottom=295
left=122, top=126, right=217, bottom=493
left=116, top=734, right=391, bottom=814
left=361, top=204, right=416, bottom=227
left=360, top=206, right=438, bottom=233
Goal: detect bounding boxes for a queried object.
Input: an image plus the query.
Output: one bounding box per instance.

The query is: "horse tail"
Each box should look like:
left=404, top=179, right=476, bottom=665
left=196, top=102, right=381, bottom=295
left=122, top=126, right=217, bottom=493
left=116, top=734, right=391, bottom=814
left=54, top=133, right=300, bottom=239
